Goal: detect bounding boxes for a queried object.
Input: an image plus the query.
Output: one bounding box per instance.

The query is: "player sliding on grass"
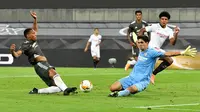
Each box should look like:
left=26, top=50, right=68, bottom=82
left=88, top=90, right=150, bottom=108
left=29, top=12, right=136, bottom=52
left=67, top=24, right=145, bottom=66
left=10, top=11, right=77, bottom=95
left=109, top=35, right=197, bottom=97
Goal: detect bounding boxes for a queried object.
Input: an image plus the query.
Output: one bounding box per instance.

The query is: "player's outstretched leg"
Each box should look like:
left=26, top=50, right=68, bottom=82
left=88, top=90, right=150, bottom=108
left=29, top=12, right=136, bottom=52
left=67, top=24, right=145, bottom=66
left=29, top=88, right=38, bottom=94
left=48, top=69, right=77, bottom=95
left=29, top=86, right=63, bottom=94
left=125, top=57, right=136, bottom=71
left=151, top=57, right=173, bottom=84
left=63, top=87, right=77, bottom=95
left=109, top=85, right=138, bottom=97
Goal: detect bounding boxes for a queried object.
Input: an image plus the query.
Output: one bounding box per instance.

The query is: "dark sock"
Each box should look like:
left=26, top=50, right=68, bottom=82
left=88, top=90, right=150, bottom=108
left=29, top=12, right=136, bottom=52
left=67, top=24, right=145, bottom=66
left=153, top=60, right=171, bottom=75
left=96, top=60, right=99, bottom=64
left=93, top=59, right=97, bottom=68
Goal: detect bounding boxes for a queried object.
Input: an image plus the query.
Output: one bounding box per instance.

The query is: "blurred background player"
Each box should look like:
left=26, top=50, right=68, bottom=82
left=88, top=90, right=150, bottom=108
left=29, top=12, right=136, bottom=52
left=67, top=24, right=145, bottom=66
left=139, top=11, right=180, bottom=84
left=125, top=10, right=150, bottom=71
left=84, top=28, right=102, bottom=69
left=109, top=36, right=197, bottom=97
left=10, top=11, right=77, bottom=95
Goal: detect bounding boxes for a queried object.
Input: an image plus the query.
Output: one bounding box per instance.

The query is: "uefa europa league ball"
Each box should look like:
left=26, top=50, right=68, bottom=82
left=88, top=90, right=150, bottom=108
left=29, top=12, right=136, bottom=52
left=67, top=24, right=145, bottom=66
left=80, top=80, right=93, bottom=92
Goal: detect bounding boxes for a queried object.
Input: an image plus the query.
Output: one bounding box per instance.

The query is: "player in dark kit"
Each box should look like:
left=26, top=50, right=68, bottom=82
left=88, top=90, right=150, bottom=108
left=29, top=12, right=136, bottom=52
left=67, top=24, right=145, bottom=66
left=125, top=10, right=150, bottom=71
left=10, top=11, right=77, bottom=95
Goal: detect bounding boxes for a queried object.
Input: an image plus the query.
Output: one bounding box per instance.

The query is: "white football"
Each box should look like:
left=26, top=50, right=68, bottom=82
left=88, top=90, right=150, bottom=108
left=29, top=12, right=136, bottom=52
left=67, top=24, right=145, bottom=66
left=80, top=80, right=93, bottom=92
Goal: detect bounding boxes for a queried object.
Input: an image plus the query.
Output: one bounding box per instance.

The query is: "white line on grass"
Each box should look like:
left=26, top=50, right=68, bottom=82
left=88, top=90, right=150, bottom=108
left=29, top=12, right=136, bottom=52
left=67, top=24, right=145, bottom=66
left=134, top=103, right=200, bottom=108
left=151, top=107, right=200, bottom=112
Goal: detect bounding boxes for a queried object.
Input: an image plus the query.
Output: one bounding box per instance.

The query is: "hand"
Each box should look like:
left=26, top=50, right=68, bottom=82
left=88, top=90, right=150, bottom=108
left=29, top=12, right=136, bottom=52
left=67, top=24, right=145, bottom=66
left=130, top=42, right=135, bottom=46
left=181, top=46, right=197, bottom=57
left=30, top=11, right=37, bottom=19
left=174, top=27, right=180, bottom=34
left=84, top=48, right=88, bottom=52
left=10, top=44, right=16, bottom=52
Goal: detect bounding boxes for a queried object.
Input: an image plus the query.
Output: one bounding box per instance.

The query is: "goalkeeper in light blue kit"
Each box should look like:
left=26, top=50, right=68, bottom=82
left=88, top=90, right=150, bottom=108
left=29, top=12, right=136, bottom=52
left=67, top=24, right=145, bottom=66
left=109, top=35, right=197, bottom=97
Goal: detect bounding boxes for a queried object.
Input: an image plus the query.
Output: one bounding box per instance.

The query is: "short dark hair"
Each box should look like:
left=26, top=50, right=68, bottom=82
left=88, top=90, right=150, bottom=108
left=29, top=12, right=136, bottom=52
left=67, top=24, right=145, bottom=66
left=94, top=28, right=99, bottom=31
left=159, top=11, right=171, bottom=20
left=137, top=35, right=150, bottom=43
left=135, top=10, right=142, bottom=15
left=24, top=28, right=33, bottom=38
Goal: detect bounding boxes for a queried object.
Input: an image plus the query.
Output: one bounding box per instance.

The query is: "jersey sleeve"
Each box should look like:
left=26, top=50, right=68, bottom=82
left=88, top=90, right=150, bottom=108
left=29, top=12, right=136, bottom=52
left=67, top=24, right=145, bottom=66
left=18, top=43, right=29, bottom=53
left=99, top=35, right=102, bottom=42
left=88, top=35, right=92, bottom=42
left=145, top=24, right=157, bottom=32
left=128, top=24, right=134, bottom=32
left=168, top=29, right=174, bottom=39
left=150, top=48, right=165, bottom=58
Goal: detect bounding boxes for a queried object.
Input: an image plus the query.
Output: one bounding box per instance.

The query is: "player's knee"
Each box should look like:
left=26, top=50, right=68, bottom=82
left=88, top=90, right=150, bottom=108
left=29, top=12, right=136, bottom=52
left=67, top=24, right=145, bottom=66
left=166, top=57, right=173, bottom=65
left=110, top=86, right=115, bottom=92
left=93, top=57, right=97, bottom=60
left=48, top=69, right=57, bottom=78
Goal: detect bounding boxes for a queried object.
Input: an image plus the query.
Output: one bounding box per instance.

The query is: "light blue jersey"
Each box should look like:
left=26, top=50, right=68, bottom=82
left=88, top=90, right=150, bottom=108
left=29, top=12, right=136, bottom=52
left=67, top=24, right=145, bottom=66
left=119, top=47, right=165, bottom=91
left=129, top=47, right=165, bottom=82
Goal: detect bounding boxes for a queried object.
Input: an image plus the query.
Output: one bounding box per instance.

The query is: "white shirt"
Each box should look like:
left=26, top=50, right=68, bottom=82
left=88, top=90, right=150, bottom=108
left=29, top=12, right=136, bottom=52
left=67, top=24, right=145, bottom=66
left=145, top=23, right=174, bottom=48
left=88, top=34, right=102, bottom=48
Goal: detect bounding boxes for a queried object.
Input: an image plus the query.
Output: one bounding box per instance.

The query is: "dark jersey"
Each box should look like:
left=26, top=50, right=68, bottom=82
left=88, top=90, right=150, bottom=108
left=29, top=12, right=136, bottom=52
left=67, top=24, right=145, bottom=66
left=19, top=40, right=45, bottom=65
left=128, top=20, right=150, bottom=42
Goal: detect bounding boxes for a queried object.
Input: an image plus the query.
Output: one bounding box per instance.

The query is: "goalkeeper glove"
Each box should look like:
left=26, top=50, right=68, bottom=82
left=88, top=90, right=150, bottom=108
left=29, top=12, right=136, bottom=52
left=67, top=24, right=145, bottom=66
left=181, top=46, right=197, bottom=57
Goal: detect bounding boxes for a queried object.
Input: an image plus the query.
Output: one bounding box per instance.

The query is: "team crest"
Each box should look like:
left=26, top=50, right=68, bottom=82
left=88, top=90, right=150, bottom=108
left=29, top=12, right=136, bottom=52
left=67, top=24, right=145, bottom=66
left=144, top=53, right=147, bottom=56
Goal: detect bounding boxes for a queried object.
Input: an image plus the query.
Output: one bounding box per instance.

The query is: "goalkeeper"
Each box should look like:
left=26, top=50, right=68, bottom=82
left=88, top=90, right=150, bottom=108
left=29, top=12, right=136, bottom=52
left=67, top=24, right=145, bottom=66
left=109, top=35, right=197, bottom=97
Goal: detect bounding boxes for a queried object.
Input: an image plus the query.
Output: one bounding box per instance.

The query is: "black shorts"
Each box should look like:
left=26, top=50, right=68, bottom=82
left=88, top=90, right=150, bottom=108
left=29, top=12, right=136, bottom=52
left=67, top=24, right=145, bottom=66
left=132, top=46, right=139, bottom=57
left=33, top=61, right=55, bottom=87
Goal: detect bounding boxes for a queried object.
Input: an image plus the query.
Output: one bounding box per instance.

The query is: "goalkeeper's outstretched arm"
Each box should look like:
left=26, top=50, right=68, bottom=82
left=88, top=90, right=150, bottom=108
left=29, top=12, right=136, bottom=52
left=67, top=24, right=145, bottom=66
left=164, top=46, right=197, bottom=58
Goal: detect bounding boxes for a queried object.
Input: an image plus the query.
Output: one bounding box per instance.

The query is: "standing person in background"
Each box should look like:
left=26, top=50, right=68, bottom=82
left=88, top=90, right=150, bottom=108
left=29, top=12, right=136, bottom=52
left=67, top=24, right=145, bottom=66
left=125, top=10, right=150, bottom=71
left=84, top=28, right=102, bottom=69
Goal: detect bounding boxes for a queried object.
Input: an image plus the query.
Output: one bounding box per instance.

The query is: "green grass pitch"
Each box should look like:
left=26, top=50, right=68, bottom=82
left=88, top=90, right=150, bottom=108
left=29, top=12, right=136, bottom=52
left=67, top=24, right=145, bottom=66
left=0, top=67, right=200, bottom=112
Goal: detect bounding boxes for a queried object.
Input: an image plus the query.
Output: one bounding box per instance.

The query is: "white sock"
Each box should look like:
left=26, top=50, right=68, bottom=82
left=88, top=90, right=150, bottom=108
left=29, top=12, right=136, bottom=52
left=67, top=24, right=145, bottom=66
left=53, top=74, right=68, bottom=91
left=38, top=86, right=62, bottom=94
left=127, top=60, right=136, bottom=65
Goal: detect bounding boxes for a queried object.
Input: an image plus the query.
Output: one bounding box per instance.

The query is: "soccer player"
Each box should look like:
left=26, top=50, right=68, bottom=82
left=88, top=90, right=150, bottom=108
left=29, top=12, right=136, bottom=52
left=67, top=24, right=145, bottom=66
left=9, top=11, right=77, bottom=95
left=108, top=35, right=197, bottom=97
left=125, top=10, right=150, bottom=71
left=84, top=28, right=102, bottom=69
left=138, top=11, right=180, bottom=84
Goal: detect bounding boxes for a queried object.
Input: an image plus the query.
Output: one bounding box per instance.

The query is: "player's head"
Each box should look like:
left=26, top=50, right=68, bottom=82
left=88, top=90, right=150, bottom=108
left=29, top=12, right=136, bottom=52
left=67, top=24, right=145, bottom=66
left=135, top=10, right=142, bottom=21
left=24, top=28, right=37, bottom=41
left=159, top=11, right=171, bottom=27
left=94, top=28, right=99, bottom=35
left=137, top=35, right=149, bottom=51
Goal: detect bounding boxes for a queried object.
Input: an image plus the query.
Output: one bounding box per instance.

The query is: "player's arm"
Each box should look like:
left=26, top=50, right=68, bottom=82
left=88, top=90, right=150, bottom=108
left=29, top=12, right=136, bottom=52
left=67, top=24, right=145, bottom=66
left=138, top=24, right=155, bottom=36
left=84, top=41, right=91, bottom=52
left=127, top=28, right=135, bottom=46
left=138, top=27, right=150, bottom=37
left=10, top=44, right=23, bottom=58
left=164, top=46, right=197, bottom=57
left=169, top=27, right=180, bottom=45
left=145, top=23, right=151, bottom=40
left=30, top=11, right=38, bottom=32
